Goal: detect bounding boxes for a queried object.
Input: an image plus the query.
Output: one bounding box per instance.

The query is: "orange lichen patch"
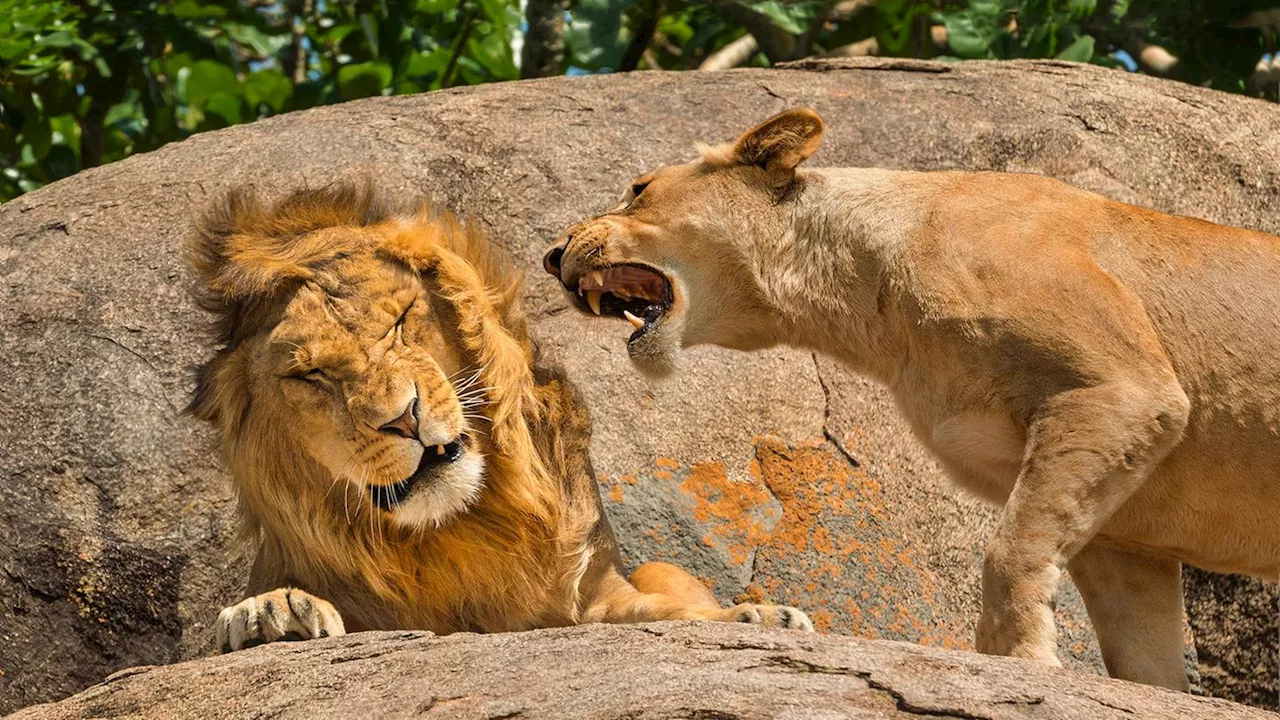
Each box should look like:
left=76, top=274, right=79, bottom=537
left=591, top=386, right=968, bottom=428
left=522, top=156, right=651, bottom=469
left=619, top=439, right=970, bottom=649
left=809, top=609, right=836, bottom=633
left=675, top=460, right=781, bottom=567
left=745, top=437, right=968, bottom=646
left=736, top=582, right=767, bottom=605
left=812, top=526, right=836, bottom=554
left=607, top=484, right=625, bottom=503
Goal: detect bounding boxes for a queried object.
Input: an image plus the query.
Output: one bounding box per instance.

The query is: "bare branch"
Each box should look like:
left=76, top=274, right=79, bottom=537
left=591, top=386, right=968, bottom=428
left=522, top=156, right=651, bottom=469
left=717, top=3, right=803, bottom=63
left=699, top=33, right=759, bottom=71
left=827, top=36, right=879, bottom=58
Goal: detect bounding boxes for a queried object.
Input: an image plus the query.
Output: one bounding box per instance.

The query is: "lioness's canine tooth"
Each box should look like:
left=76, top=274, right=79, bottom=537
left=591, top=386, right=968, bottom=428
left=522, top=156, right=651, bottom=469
left=590, top=270, right=604, bottom=287
left=436, top=444, right=445, bottom=456
left=624, top=310, right=645, bottom=330
left=587, top=290, right=602, bottom=316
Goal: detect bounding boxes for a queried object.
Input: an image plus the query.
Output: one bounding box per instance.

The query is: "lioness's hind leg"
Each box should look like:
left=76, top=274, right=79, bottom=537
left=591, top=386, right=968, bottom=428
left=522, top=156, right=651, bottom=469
left=216, top=588, right=345, bottom=653
left=1068, top=543, right=1189, bottom=690
left=978, top=380, right=1189, bottom=665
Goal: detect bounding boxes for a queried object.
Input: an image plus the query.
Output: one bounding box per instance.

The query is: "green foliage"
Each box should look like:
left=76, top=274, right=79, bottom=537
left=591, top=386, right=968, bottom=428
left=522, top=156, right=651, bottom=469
left=0, top=0, right=520, bottom=201
left=3, top=0, right=1279, bottom=202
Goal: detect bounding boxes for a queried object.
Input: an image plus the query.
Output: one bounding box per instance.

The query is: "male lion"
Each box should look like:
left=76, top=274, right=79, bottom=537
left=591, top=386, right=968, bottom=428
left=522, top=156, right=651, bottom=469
left=189, top=182, right=811, bottom=652
left=543, top=109, right=1280, bottom=691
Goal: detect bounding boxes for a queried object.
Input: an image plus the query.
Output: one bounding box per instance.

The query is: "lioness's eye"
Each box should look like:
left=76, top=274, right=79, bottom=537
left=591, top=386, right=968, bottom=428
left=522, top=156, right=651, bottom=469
left=618, top=181, right=650, bottom=209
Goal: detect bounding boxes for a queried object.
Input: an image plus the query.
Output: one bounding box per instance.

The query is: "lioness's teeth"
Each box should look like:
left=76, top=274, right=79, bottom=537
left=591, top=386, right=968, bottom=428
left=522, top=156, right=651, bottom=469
left=586, top=290, right=602, bottom=316
left=624, top=310, right=645, bottom=330
left=590, top=270, right=604, bottom=287
left=436, top=444, right=445, bottom=456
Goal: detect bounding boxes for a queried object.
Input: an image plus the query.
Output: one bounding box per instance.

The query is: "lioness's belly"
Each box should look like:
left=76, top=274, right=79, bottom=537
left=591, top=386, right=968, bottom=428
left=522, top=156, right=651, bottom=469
left=1085, top=211, right=1280, bottom=578
left=927, top=409, right=1280, bottom=578
left=1099, top=414, right=1280, bottom=579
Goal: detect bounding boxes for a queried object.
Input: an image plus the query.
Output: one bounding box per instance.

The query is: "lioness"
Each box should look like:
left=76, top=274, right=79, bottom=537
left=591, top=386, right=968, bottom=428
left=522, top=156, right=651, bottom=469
left=189, top=183, right=812, bottom=652
left=543, top=109, right=1280, bottom=690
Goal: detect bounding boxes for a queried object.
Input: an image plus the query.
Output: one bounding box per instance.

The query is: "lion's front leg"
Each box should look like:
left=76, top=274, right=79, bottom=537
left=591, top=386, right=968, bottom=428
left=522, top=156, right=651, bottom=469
left=976, top=380, right=1188, bottom=666
left=216, top=587, right=346, bottom=653
left=590, top=562, right=814, bottom=632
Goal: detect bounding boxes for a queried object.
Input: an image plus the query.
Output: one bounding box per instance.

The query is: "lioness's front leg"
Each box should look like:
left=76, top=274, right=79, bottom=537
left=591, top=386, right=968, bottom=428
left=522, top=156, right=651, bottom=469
left=216, top=587, right=346, bottom=653
left=977, top=380, right=1188, bottom=664
left=590, top=562, right=814, bottom=631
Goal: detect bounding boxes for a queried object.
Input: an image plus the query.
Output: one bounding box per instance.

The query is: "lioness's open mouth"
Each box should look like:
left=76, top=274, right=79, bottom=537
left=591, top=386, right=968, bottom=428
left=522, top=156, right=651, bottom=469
left=371, top=435, right=468, bottom=511
left=572, top=264, right=672, bottom=344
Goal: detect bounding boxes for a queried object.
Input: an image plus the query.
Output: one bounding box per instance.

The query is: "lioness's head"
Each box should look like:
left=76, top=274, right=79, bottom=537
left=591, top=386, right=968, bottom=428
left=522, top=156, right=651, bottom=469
left=190, top=183, right=526, bottom=530
left=543, top=108, right=824, bottom=377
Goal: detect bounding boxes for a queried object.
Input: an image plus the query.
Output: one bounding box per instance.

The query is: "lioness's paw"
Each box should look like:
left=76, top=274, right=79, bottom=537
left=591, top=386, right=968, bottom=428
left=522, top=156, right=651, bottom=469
left=216, top=588, right=345, bottom=653
left=723, top=603, right=814, bottom=632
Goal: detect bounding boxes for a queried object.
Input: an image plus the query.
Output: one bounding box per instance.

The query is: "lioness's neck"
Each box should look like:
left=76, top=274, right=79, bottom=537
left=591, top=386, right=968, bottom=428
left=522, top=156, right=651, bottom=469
left=753, top=168, right=926, bottom=384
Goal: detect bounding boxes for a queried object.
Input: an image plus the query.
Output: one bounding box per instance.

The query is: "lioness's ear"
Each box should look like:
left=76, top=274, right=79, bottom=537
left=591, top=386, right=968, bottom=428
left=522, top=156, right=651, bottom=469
left=730, top=108, right=824, bottom=187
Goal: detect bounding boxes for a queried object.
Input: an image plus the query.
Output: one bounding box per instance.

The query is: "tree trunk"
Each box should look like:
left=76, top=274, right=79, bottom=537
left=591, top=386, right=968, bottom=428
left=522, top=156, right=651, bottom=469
left=619, top=0, right=662, bottom=72
left=521, top=0, right=568, bottom=79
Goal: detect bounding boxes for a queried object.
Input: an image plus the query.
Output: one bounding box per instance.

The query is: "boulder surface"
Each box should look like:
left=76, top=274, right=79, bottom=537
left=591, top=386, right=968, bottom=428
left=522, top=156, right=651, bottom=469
left=0, top=58, right=1275, bottom=713
left=9, top=623, right=1277, bottom=720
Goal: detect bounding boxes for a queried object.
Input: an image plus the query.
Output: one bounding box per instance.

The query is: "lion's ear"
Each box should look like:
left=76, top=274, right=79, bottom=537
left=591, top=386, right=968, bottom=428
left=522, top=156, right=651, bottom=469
left=189, top=188, right=318, bottom=302
left=729, top=108, right=824, bottom=187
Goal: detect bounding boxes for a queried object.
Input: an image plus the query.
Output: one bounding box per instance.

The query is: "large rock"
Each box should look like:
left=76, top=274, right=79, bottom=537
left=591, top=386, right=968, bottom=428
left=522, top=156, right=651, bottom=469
left=0, top=58, right=1275, bottom=713
left=9, top=623, right=1275, bottom=720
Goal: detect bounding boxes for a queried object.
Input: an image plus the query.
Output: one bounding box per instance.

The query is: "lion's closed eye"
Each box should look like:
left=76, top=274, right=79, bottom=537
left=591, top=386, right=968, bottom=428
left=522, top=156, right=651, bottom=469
left=290, top=368, right=330, bottom=385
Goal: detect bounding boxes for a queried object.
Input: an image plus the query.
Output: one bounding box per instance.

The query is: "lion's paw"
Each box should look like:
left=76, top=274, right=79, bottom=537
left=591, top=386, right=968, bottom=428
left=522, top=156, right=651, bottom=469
left=723, top=603, right=814, bottom=632
left=216, top=588, right=345, bottom=653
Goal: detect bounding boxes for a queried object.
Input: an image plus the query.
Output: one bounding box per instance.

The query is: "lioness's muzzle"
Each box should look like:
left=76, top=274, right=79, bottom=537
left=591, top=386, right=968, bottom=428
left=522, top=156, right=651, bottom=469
left=543, top=232, right=570, bottom=279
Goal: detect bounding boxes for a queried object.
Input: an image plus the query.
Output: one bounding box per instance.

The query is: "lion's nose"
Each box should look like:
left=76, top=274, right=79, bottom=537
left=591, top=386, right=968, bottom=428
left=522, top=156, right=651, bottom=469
left=378, top=398, right=419, bottom=439
left=543, top=234, right=570, bottom=279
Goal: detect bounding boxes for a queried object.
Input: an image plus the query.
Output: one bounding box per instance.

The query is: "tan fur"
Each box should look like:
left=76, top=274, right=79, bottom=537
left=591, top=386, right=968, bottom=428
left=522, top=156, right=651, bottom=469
left=190, top=182, right=813, bottom=650
left=545, top=109, right=1280, bottom=691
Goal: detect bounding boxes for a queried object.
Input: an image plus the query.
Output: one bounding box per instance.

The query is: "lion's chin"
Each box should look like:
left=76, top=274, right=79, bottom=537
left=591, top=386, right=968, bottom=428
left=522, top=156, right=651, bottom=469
left=382, top=452, right=486, bottom=529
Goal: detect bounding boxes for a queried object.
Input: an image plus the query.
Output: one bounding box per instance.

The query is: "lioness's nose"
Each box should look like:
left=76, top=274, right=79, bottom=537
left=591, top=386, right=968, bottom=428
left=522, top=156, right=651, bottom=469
left=378, top=398, right=419, bottom=439
left=543, top=233, right=570, bottom=279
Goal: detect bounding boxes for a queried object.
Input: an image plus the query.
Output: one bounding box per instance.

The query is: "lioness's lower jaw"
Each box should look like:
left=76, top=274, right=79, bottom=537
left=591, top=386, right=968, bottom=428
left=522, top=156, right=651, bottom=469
left=626, top=322, right=680, bottom=378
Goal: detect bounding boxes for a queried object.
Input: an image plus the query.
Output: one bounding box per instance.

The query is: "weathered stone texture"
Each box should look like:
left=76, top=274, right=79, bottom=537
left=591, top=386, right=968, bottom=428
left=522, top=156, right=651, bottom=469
left=10, top=624, right=1277, bottom=720
left=1, top=58, right=1276, bottom=712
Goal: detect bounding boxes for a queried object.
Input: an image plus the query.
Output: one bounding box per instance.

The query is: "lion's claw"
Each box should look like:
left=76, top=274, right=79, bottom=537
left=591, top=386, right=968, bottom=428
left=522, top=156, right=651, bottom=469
left=216, top=587, right=345, bottom=653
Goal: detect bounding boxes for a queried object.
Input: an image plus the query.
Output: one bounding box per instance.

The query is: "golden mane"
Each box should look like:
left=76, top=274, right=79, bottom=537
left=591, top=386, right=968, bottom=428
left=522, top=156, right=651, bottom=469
left=189, top=182, right=596, bottom=632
